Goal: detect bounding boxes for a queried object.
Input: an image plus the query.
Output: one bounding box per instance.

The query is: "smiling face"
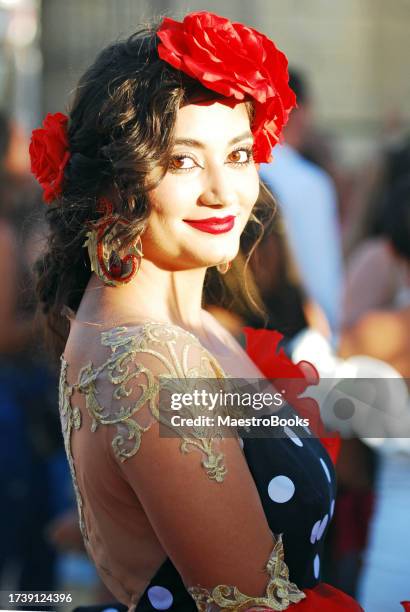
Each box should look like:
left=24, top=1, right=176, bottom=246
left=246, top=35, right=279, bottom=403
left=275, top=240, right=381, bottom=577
left=141, top=100, right=260, bottom=271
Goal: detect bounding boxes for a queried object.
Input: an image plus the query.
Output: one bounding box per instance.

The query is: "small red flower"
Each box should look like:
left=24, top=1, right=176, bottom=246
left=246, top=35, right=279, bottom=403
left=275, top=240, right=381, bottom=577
left=29, top=112, right=70, bottom=203
left=157, top=12, right=296, bottom=163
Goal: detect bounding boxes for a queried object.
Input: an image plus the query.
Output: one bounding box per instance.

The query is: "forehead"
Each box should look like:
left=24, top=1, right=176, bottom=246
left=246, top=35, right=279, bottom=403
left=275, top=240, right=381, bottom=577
left=173, top=101, right=251, bottom=145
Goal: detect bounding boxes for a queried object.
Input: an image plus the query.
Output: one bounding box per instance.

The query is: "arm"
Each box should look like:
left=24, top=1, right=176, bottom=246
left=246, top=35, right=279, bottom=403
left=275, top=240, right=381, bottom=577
left=84, top=323, right=362, bottom=610
left=101, top=323, right=304, bottom=611
left=120, top=422, right=302, bottom=609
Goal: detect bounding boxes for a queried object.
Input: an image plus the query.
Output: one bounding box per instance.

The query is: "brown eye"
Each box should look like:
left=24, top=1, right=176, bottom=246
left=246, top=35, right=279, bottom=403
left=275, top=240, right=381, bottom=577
left=227, top=148, right=252, bottom=164
left=229, top=150, right=242, bottom=163
left=171, top=158, right=184, bottom=169
left=169, top=155, right=196, bottom=171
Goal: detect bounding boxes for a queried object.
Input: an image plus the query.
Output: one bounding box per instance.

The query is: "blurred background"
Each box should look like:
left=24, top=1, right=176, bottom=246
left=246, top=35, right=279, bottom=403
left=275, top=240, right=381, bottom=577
left=0, top=1, right=409, bottom=611
left=3, top=0, right=410, bottom=162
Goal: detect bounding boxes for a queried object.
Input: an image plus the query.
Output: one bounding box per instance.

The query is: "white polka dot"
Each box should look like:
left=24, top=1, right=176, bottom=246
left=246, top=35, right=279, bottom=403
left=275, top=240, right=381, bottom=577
left=330, top=499, right=335, bottom=517
left=313, top=554, right=320, bottom=579
left=317, top=514, right=329, bottom=540
left=238, top=437, right=244, bottom=449
left=147, top=586, right=173, bottom=610
left=284, top=425, right=303, bottom=447
left=320, top=457, right=331, bottom=483
left=310, top=519, right=321, bottom=544
left=267, top=475, right=295, bottom=503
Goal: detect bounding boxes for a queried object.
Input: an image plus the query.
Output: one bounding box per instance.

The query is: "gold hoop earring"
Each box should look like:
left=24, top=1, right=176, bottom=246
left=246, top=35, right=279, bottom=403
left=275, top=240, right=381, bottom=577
left=216, top=261, right=232, bottom=274
left=83, top=197, right=144, bottom=287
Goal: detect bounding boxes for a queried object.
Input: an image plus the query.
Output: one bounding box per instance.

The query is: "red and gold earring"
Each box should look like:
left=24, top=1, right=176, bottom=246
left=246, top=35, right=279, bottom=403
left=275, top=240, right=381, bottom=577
left=83, top=197, right=143, bottom=287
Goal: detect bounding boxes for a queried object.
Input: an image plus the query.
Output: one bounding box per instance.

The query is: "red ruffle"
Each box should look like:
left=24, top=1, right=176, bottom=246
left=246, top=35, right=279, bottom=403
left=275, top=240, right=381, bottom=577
left=298, top=582, right=363, bottom=610
left=243, top=327, right=341, bottom=465
left=247, top=583, right=363, bottom=611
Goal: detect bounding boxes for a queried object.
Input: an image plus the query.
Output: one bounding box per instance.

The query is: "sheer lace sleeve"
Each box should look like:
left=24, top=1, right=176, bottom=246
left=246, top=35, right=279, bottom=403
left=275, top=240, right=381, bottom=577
left=75, top=321, right=229, bottom=481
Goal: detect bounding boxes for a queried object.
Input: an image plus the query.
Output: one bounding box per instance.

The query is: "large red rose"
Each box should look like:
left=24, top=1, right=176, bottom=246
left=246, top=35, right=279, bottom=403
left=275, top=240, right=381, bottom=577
left=29, top=112, right=70, bottom=203
left=157, top=12, right=296, bottom=163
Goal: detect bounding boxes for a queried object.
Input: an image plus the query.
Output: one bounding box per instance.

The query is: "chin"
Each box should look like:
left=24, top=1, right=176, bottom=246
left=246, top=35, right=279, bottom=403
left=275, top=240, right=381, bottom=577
left=197, top=239, right=239, bottom=261
left=196, top=246, right=238, bottom=266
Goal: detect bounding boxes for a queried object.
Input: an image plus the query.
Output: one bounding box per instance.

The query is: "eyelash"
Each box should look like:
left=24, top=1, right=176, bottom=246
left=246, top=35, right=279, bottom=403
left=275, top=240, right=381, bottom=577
left=229, top=146, right=254, bottom=167
left=168, top=146, right=254, bottom=173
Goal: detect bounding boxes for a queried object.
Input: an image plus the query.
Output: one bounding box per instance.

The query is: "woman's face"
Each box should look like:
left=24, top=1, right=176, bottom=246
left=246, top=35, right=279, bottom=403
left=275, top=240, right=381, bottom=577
left=142, top=100, right=259, bottom=270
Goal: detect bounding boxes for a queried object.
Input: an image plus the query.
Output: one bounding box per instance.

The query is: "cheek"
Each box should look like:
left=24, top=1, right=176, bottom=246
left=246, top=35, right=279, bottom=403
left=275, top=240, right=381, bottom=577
left=148, top=175, right=195, bottom=218
left=240, top=166, right=260, bottom=211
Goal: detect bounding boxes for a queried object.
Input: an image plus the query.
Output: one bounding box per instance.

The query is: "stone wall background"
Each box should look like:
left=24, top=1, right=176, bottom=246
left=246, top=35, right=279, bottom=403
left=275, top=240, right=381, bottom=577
left=41, top=0, right=410, bottom=165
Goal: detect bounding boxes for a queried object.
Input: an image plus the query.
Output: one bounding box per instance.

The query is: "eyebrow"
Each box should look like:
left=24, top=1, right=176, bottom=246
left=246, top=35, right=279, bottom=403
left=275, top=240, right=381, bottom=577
left=173, top=130, right=254, bottom=149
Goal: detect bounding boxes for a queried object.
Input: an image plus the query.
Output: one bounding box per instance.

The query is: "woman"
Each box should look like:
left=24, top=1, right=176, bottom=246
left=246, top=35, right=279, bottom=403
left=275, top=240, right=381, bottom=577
left=31, top=11, right=361, bottom=612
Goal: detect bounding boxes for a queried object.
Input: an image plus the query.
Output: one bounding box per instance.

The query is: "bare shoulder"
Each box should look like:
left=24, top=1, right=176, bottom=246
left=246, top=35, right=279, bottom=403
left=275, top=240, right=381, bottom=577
left=201, top=308, right=245, bottom=351
left=64, top=318, right=226, bottom=376
left=201, top=309, right=264, bottom=377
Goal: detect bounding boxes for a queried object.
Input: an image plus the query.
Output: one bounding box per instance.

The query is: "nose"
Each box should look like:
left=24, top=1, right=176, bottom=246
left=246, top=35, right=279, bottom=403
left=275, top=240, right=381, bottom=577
left=198, top=164, right=238, bottom=208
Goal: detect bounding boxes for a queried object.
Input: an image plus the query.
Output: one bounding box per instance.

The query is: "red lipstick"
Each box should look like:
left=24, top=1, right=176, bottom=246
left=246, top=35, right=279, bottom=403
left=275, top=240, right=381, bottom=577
left=183, top=215, right=236, bottom=234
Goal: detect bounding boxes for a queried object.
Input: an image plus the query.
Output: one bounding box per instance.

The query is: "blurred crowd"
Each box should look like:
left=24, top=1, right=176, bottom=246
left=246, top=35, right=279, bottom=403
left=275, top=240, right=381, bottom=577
left=1, top=64, right=409, bottom=610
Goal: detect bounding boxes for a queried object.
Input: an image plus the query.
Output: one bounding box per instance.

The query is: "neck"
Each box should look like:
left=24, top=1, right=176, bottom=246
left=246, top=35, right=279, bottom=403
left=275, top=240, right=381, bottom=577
left=81, top=258, right=208, bottom=330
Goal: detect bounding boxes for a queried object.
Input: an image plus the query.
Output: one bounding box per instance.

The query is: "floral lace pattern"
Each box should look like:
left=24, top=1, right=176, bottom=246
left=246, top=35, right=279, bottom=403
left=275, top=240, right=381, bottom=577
left=59, top=322, right=230, bottom=487
left=188, top=535, right=305, bottom=611
left=59, top=359, right=88, bottom=542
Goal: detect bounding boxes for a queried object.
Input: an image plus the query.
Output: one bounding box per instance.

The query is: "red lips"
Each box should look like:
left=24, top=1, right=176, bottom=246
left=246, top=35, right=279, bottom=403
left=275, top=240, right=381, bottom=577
left=183, top=215, right=236, bottom=234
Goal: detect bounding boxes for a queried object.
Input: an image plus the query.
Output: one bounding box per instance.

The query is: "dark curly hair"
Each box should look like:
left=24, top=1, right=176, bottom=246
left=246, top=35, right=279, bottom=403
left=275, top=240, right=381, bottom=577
left=35, top=21, right=275, bottom=355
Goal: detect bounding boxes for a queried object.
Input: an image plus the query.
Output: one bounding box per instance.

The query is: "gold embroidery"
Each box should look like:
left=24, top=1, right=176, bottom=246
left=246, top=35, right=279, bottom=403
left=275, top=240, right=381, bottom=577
left=59, top=322, right=229, bottom=484
left=188, top=534, right=306, bottom=611
left=59, top=359, right=88, bottom=543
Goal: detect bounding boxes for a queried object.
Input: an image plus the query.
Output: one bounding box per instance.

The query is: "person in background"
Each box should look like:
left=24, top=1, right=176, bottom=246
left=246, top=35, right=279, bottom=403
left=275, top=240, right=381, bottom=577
left=290, top=174, right=410, bottom=603
left=340, top=175, right=410, bottom=378
left=342, top=135, right=410, bottom=327
left=0, top=112, right=68, bottom=595
left=260, top=69, right=343, bottom=343
left=340, top=176, right=410, bottom=611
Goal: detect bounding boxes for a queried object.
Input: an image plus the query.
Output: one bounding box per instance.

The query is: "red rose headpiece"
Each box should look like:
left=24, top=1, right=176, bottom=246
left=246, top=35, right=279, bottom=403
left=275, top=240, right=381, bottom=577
left=157, top=11, right=296, bottom=163
left=29, top=112, right=70, bottom=204
left=30, top=13, right=295, bottom=202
